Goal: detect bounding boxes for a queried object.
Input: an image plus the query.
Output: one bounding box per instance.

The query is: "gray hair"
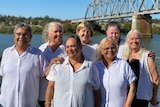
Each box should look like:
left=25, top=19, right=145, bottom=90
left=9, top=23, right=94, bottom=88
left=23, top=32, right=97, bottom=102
left=42, top=22, right=63, bottom=43
left=14, top=22, right=32, bottom=36
left=122, top=29, right=146, bottom=60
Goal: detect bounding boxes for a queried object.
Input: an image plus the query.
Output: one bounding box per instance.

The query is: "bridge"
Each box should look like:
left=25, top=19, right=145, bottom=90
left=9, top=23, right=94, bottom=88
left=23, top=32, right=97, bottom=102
left=72, top=0, right=160, bottom=22
left=71, top=0, right=160, bottom=37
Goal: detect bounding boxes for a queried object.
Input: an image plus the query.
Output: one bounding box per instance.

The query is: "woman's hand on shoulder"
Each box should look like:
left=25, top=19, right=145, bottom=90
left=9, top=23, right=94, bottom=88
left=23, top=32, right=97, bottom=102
left=148, top=50, right=155, bottom=59
left=45, top=57, right=64, bottom=76
left=50, top=57, right=64, bottom=65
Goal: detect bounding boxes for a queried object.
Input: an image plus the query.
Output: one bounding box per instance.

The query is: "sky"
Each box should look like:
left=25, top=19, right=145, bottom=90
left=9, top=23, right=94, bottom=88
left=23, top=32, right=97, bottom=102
left=0, top=0, right=160, bottom=20
left=0, top=0, right=91, bottom=20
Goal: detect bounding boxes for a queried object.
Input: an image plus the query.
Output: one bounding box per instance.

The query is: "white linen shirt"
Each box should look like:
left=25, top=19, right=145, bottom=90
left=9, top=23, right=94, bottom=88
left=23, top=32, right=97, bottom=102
left=94, top=58, right=136, bottom=107
left=47, top=57, right=100, bottom=107
left=82, top=41, right=99, bottom=62
left=39, top=42, right=66, bottom=101
left=0, top=45, right=49, bottom=107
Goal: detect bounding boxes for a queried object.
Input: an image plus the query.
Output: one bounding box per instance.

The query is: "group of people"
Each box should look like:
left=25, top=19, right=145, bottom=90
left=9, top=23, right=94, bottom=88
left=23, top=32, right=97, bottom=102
left=0, top=21, right=159, bottom=107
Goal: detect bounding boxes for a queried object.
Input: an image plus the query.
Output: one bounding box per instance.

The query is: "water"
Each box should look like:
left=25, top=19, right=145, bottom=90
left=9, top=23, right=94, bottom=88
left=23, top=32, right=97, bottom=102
left=0, top=34, right=43, bottom=55
left=0, top=34, right=160, bottom=106
left=0, top=34, right=160, bottom=69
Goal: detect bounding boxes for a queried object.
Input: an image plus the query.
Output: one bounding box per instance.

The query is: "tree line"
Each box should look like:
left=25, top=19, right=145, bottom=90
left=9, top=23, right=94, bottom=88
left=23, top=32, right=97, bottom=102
left=0, top=14, right=160, bottom=35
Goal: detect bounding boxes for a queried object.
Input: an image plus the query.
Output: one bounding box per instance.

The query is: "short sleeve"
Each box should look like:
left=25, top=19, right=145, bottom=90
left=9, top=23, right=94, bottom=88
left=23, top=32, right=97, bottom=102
left=46, top=64, right=59, bottom=81
left=39, top=53, right=49, bottom=77
left=91, top=64, right=100, bottom=90
left=125, top=62, right=137, bottom=84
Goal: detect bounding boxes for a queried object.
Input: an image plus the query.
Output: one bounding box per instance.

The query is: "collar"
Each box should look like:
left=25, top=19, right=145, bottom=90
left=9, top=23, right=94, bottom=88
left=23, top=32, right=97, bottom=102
left=63, top=56, right=90, bottom=70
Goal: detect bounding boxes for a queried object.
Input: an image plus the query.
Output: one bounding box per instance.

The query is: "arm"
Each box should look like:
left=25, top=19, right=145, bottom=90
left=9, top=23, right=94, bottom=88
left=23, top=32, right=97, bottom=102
left=94, top=89, right=101, bottom=107
left=147, top=57, right=159, bottom=106
left=124, top=81, right=136, bottom=107
left=45, top=81, right=55, bottom=107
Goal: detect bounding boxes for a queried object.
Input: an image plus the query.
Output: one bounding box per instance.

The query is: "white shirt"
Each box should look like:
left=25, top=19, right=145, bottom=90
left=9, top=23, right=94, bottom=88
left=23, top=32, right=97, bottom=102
left=0, top=45, right=49, bottom=107
left=38, top=42, right=66, bottom=101
left=95, top=58, right=136, bottom=107
left=47, top=57, right=100, bottom=107
left=82, top=41, right=99, bottom=62
left=39, top=42, right=66, bottom=62
left=117, top=39, right=125, bottom=58
left=136, top=51, right=153, bottom=100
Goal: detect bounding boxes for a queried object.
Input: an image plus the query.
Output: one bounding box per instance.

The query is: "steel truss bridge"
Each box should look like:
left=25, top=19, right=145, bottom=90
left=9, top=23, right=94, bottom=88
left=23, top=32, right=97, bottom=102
left=72, top=0, right=160, bottom=23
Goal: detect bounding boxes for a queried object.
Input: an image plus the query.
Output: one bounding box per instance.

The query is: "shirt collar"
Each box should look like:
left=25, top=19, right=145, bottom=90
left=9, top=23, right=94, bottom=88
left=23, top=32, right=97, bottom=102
left=11, top=44, right=32, bottom=52
left=63, top=56, right=90, bottom=70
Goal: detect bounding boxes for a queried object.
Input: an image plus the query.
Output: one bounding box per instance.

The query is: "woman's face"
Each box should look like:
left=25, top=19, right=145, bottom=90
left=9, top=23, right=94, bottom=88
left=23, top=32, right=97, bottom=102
left=48, top=24, right=63, bottom=45
left=65, top=38, right=81, bottom=59
left=128, top=32, right=140, bottom=51
left=77, top=27, right=91, bottom=44
left=101, top=40, right=117, bottom=60
left=14, top=28, right=31, bottom=49
left=106, top=26, right=120, bottom=44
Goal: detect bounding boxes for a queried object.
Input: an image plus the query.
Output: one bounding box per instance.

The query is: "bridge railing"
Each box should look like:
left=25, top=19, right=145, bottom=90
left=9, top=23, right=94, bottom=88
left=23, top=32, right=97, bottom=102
left=84, top=0, right=160, bottom=20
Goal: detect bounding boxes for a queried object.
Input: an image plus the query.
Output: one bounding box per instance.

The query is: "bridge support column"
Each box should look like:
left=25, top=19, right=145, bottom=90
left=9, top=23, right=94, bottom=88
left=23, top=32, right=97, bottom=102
left=131, top=15, right=152, bottom=38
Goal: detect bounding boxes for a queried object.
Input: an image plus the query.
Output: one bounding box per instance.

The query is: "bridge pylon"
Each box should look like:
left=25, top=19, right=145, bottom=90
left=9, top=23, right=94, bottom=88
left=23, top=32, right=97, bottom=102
left=131, top=15, right=152, bottom=38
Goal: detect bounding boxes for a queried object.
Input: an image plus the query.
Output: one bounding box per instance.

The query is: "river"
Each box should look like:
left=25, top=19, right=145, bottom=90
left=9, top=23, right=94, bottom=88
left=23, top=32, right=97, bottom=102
left=1, top=34, right=160, bottom=67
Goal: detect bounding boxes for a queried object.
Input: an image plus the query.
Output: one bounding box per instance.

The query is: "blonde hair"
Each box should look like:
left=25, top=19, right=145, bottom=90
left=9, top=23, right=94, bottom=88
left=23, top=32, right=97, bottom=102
left=42, top=22, right=63, bottom=43
left=122, top=29, right=146, bottom=60
left=98, top=37, right=118, bottom=60
left=76, top=21, right=93, bottom=37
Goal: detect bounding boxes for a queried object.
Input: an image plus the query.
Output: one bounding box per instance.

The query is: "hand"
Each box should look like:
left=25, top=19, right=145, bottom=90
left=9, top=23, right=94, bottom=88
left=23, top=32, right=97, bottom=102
left=148, top=50, right=155, bottom=59
left=50, top=57, right=64, bottom=65
left=150, top=95, right=159, bottom=106
left=45, top=57, right=64, bottom=76
left=150, top=100, right=159, bottom=106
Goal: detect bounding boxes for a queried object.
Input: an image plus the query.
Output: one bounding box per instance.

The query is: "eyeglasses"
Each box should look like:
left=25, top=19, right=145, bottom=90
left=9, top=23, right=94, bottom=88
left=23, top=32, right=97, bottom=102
left=15, top=33, right=30, bottom=38
left=102, top=47, right=116, bottom=51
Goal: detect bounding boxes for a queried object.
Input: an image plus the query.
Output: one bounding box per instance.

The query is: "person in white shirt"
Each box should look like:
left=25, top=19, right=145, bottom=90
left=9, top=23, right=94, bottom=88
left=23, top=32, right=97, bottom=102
left=122, top=29, right=159, bottom=107
left=45, top=35, right=101, bottom=107
left=76, top=21, right=99, bottom=61
left=106, top=21, right=125, bottom=58
left=95, top=37, right=136, bottom=107
left=38, top=22, right=66, bottom=107
left=0, top=22, right=48, bottom=107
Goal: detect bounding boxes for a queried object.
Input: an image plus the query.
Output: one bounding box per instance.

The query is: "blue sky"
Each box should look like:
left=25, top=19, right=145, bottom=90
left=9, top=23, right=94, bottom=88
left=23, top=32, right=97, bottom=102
left=0, top=0, right=91, bottom=20
left=0, top=0, right=159, bottom=20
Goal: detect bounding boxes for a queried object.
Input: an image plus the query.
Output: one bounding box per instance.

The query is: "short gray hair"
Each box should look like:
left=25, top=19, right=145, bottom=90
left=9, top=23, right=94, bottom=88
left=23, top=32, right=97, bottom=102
left=14, top=22, right=32, bottom=36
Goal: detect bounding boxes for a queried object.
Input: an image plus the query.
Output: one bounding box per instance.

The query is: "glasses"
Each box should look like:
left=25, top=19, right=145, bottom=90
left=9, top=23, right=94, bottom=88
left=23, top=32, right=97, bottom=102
left=102, top=47, right=116, bottom=51
left=15, top=33, right=30, bottom=38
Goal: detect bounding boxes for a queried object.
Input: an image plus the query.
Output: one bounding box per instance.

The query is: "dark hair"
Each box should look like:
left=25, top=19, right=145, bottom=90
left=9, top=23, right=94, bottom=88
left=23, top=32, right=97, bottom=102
left=107, top=21, right=121, bottom=32
left=65, top=35, right=82, bottom=49
left=65, top=35, right=84, bottom=59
